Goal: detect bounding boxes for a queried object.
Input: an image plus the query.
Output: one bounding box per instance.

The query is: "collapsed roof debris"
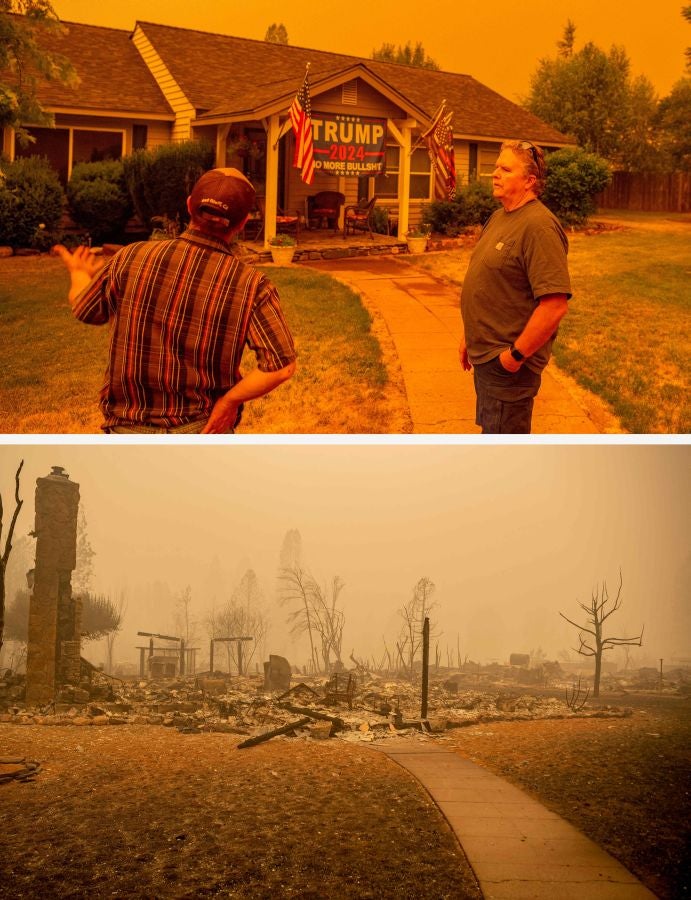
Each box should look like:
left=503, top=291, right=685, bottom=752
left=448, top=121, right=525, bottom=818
left=0, top=664, right=657, bottom=750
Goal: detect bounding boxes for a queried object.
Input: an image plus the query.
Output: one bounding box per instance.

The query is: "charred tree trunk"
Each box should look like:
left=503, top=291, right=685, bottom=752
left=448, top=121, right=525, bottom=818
left=0, top=461, right=24, bottom=659
left=560, top=572, right=643, bottom=700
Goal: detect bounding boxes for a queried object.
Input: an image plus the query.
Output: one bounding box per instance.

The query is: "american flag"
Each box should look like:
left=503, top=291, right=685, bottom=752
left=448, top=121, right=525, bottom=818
left=422, top=103, right=456, bottom=200
left=290, top=66, right=315, bottom=184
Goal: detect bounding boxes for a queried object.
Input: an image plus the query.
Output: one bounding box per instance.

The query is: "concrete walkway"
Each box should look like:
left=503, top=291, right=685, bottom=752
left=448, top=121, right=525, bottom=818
left=306, top=257, right=615, bottom=434
left=376, top=739, right=655, bottom=899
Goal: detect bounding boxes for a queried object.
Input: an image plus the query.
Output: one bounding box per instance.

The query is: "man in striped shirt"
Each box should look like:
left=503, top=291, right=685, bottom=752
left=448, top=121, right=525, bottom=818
left=55, top=168, right=296, bottom=434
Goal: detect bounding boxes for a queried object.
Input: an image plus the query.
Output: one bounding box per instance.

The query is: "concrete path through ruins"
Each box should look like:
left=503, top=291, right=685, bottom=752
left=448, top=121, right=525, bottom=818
left=306, top=257, right=616, bottom=435
left=375, top=739, right=655, bottom=899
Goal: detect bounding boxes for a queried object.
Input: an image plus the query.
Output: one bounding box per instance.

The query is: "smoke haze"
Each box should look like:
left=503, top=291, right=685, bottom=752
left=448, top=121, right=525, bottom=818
left=1, top=444, right=688, bottom=671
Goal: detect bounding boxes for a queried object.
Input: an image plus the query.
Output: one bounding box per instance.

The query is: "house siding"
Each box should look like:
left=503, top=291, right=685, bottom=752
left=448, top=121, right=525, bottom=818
left=455, top=143, right=470, bottom=186
left=313, top=79, right=405, bottom=120
left=145, top=121, right=174, bottom=151
left=132, top=26, right=195, bottom=142
left=479, top=144, right=501, bottom=182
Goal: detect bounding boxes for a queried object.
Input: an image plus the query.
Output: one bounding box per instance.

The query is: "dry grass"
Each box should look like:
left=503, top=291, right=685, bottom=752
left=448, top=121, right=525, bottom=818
left=0, top=726, right=480, bottom=899
left=242, top=267, right=411, bottom=434
left=409, top=214, right=691, bottom=434
left=0, top=255, right=108, bottom=433
left=0, top=257, right=411, bottom=435
left=0, top=694, right=687, bottom=898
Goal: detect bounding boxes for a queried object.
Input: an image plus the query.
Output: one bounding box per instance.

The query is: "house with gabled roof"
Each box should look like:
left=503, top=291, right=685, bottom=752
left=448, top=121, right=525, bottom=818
left=3, top=16, right=574, bottom=243
left=2, top=17, right=174, bottom=183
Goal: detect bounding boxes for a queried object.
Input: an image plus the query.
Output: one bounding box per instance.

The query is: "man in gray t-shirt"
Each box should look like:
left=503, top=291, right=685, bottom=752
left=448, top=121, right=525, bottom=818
left=460, top=141, right=571, bottom=434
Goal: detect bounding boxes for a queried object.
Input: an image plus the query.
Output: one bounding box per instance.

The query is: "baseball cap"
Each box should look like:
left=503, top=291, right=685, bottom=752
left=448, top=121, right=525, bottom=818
left=188, top=168, right=256, bottom=228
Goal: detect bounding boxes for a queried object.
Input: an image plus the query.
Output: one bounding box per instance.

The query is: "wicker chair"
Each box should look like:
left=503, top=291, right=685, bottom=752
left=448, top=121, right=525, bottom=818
left=343, top=196, right=377, bottom=240
left=307, top=191, right=345, bottom=232
left=257, top=197, right=301, bottom=242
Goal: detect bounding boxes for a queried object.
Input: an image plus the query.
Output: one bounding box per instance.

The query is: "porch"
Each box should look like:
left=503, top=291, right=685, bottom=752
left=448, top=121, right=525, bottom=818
left=238, top=227, right=408, bottom=264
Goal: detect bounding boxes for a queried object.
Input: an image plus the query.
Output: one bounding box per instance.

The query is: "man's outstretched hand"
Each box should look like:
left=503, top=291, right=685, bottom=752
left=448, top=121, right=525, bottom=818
left=53, top=244, right=104, bottom=279
left=53, top=244, right=105, bottom=304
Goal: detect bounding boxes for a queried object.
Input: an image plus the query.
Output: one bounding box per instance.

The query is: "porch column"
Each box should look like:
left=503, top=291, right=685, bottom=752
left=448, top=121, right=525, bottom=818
left=264, top=114, right=281, bottom=247
left=337, top=175, right=347, bottom=230
left=215, top=124, right=230, bottom=168
left=387, top=119, right=414, bottom=238
left=397, top=123, right=413, bottom=239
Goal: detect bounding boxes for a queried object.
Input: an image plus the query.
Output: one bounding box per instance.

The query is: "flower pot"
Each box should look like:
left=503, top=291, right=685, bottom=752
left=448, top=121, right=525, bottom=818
left=406, top=236, right=428, bottom=254
left=270, top=245, right=295, bottom=265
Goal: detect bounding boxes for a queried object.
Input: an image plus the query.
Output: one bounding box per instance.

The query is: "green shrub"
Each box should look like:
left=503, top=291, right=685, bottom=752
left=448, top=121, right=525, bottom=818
left=422, top=181, right=499, bottom=235
left=461, top=181, right=501, bottom=224
left=123, top=140, right=215, bottom=232
left=371, top=205, right=390, bottom=235
left=0, top=156, right=65, bottom=249
left=421, top=199, right=461, bottom=235
left=67, top=160, right=132, bottom=244
left=542, top=148, right=612, bottom=226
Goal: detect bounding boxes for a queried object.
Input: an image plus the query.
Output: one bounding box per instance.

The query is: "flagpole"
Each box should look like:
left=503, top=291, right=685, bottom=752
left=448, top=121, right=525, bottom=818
left=274, top=63, right=312, bottom=151
left=410, top=99, right=446, bottom=156
left=288, top=63, right=315, bottom=185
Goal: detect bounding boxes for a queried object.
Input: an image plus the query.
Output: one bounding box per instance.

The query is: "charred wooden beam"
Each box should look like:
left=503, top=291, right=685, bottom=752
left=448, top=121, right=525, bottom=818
left=236, top=716, right=312, bottom=749
left=277, top=702, right=345, bottom=730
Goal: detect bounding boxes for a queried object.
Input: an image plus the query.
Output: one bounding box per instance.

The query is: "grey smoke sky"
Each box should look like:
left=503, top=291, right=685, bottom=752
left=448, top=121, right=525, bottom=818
left=1, top=443, right=688, bottom=668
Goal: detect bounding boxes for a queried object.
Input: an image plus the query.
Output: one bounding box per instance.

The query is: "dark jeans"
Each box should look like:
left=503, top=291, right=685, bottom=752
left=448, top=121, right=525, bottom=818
left=473, top=356, right=542, bottom=434
left=105, top=420, right=212, bottom=434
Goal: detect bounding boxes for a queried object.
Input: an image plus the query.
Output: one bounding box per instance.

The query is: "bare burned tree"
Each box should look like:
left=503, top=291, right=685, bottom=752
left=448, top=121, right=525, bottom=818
left=207, top=569, right=268, bottom=674
left=0, top=460, right=24, bottom=658
left=397, top=576, right=438, bottom=682
left=72, top=507, right=96, bottom=597
left=278, top=565, right=346, bottom=674
left=175, top=584, right=199, bottom=647
left=559, top=571, right=644, bottom=697
left=278, top=564, right=319, bottom=674
left=104, top=590, right=127, bottom=674
left=309, top=576, right=345, bottom=671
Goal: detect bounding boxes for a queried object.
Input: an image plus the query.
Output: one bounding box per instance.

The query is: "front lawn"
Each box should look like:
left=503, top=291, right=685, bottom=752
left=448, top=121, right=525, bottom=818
left=410, top=213, right=691, bottom=434
left=0, top=256, right=410, bottom=434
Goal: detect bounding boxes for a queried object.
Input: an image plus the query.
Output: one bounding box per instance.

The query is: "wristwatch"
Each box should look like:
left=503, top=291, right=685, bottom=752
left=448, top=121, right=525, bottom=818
left=509, top=344, right=526, bottom=362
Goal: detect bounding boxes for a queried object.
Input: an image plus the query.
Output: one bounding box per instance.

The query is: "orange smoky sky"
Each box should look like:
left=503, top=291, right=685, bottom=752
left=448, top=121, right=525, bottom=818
left=52, top=0, right=688, bottom=101
left=1, top=444, right=688, bottom=667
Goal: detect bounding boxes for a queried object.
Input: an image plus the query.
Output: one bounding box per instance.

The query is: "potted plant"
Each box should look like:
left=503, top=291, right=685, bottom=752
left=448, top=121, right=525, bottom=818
left=269, top=233, right=297, bottom=264
left=405, top=226, right=429, bottom=254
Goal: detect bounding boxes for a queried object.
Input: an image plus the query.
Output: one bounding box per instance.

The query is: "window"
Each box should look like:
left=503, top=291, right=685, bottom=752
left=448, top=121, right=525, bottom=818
left=72, top=129, right=123, bottom=164
left=132, top=125, right=148, bottom=150
left=469, top=143, right=478, bottom=181
left=15, top=127, right=70, bottom=183
left=14, top=127, right=124, bottom=184
left=479, top=146, right=499, bottom=186
left=375, top=146, right=431, bottom=199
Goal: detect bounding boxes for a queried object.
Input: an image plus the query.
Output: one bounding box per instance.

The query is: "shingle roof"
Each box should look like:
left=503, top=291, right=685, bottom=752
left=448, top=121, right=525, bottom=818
left=4, top=14, right=572, bottom=144
left=5, top=16, right=172, bottom=116
left=137, top=21, right=573, bottom=145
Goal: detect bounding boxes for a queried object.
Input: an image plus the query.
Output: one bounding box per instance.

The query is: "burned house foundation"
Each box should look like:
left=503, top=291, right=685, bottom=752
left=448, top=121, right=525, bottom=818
left=25, top=467, right=81, bottom=706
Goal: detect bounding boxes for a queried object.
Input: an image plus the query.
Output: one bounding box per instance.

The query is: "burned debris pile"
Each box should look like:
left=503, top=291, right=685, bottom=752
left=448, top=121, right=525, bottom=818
left=0, top=664, right=639, bottom=748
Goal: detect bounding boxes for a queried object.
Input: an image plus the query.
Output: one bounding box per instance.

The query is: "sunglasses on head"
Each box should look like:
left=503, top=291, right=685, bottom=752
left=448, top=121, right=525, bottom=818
left=518, top=141, right=540, bottom=165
